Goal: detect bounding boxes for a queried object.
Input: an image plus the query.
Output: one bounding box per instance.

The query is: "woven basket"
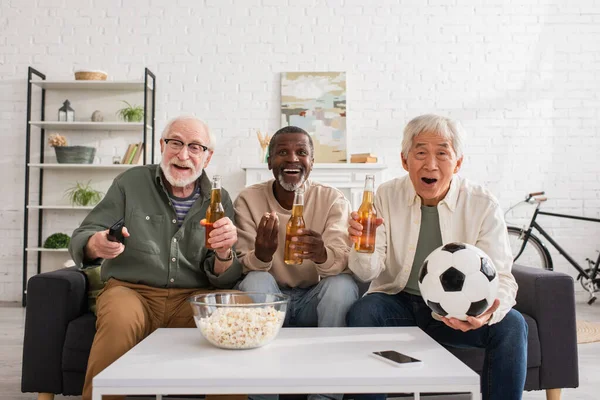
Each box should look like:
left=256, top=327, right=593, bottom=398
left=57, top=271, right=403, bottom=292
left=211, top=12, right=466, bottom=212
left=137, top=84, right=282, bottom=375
left=74, top=70, right=107, bottom=81
left=54, top=146, right=96, bottom=164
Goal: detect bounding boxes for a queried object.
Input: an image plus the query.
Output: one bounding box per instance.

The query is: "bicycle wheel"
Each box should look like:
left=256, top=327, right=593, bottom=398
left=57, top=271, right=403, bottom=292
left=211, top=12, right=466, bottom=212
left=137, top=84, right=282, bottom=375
left=507, top=227, right=553, bottom=270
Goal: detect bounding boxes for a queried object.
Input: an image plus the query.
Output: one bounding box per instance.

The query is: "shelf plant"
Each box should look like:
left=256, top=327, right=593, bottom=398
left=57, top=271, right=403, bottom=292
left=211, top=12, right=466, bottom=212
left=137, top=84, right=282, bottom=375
left=48, top=133, right=96, bottom=164
left=43, top=233, right=70, bottom=249
left=116, top=101, right=144, bottom=122
left=65, top=181, right=103, bottom=206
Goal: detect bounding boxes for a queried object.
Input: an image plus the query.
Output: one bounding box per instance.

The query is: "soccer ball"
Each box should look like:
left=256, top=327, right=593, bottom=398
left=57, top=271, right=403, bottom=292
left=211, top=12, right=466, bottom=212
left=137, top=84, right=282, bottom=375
left=418, top=242, right=499, bottom=321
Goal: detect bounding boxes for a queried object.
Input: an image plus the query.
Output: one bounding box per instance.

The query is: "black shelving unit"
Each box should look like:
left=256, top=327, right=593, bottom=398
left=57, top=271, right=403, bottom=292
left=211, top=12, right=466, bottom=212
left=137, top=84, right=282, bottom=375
left=22, top=67, right=156, bottom=306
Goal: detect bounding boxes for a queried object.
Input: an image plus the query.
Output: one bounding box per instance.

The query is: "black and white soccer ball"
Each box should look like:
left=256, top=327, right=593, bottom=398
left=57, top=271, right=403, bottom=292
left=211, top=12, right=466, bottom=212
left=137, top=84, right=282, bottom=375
left=418, top=242, right=499, bottom=321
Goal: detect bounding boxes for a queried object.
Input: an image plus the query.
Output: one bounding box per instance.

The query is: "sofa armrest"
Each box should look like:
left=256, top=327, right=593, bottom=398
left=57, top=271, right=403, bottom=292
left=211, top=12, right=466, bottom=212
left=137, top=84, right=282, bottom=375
left=21, top=267, right=88, bottom=394
left=512, top=264, right=579, bottom=389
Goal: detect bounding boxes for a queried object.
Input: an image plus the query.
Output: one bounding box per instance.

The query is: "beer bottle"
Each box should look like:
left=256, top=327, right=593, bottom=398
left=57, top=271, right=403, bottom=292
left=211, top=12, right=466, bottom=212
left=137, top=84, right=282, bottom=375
left=284, top=187, right=306, bottom=265
left=355, top=174, right=377, bottom=253
left=205, top=175, right=225, bottom=249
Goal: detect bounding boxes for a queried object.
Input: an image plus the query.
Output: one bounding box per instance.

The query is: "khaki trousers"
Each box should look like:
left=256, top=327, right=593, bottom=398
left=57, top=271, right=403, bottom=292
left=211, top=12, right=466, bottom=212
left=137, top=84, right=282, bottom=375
left=82, top=278, right=246, bottom=400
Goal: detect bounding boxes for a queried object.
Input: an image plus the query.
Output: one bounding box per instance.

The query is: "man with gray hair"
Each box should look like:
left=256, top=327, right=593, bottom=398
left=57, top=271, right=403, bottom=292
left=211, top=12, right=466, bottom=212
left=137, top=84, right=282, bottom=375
left=346, top=114, right=527, bottom=400
left=234, top=125, right=358, bottom=400
left=69, top=115, right=243, bottom=400
left=235, top=126, right=357, bottom=328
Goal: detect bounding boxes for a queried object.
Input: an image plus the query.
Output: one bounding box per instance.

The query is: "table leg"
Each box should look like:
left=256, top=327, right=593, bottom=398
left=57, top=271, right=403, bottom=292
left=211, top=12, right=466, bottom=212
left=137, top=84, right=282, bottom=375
left=156, top=396, right=163, bottom=400
left=413, top=393, right=420, bottom=400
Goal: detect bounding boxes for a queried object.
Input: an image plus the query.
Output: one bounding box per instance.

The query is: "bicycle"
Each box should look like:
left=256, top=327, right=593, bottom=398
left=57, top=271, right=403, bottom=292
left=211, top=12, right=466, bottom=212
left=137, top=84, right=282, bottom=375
left=505, top=191, right=600, bottom=305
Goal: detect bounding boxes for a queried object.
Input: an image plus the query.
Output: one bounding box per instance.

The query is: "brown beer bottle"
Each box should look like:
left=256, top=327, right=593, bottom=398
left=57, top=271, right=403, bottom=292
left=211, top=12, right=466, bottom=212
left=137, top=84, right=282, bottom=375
left=355, top=174, right=377, bottom=253
left=284, top=187, right=306, bottom=265
left=205, top=175, right=225, bottom=249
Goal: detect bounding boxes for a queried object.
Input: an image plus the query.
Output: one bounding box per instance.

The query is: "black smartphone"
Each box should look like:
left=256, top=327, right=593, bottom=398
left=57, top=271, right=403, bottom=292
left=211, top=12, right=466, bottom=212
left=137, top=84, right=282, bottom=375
left=372, top=350, right=422, bottom=367
left=107, top=218, right=125, bottom=244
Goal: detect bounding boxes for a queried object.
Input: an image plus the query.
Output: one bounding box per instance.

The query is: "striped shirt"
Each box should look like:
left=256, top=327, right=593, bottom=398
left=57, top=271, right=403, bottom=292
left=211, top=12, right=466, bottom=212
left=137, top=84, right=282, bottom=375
left=169, top=185, right=201, bottom=226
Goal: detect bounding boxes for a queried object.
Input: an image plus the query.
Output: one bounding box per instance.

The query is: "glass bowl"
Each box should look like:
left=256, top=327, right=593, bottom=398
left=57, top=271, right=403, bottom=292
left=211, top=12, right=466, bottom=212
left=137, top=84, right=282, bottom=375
left=189, top=292, right=289, bottom=350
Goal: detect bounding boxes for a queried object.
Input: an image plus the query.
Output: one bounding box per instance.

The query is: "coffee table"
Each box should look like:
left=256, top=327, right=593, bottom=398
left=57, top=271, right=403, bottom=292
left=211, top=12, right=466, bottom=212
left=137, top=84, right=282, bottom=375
left=92, top=327, right=480, bottom=400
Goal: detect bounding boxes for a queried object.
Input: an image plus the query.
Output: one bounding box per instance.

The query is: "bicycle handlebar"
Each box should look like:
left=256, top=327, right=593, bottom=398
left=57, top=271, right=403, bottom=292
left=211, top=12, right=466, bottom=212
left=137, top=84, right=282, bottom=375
left=526, top=191, right=545, bottom=201
left=528, top=191, right=545, bottom=197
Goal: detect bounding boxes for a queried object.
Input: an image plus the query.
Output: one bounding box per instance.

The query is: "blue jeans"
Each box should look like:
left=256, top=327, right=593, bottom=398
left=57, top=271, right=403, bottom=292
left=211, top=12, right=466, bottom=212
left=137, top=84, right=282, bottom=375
left=239, top=271, right=359, bottom=400
left=239, top=271, right=359, bottom=327
left=346, top=292, right=528, bottom=400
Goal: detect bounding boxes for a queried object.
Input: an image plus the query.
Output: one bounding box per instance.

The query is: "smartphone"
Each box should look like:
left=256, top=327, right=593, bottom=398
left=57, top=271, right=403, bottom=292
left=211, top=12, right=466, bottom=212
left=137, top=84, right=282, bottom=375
left=371, top=350, right=423, bottom=367
left=107, top=218, right=125, bottom=244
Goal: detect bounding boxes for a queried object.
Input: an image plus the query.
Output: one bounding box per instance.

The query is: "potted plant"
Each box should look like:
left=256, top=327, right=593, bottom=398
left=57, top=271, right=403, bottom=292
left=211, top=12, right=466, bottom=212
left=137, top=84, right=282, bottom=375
left=48, top=133, right=96, bottom=164
left=65, top=180, right=103, bottom=206
left=43, top=232, right=70, bottom=249
left=116, top=101, right=144, bottom=122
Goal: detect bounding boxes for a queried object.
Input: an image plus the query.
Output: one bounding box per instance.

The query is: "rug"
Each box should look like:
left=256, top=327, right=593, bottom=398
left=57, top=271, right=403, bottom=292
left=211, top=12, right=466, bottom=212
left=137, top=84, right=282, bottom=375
left=576, top=320, right=600, bottom=344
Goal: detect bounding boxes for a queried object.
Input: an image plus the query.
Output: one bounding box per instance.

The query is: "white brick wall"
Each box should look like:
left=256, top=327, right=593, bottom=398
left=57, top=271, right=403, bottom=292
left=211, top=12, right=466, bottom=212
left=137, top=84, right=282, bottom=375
left=1, top=0, right=599, bottom=301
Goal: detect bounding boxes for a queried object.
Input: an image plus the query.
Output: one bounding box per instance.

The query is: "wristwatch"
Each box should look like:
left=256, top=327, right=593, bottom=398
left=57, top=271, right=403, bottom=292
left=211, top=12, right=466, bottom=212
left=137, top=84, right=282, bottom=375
left=215, top=248, right=233, bottom=262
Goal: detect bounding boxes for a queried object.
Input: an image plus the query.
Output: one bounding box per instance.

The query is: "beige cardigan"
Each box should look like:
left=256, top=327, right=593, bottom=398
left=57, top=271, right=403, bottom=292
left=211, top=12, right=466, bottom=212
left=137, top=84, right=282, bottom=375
left=234, top=179, right=352, bottom=288
left=349, top=174, right=518, bottom=325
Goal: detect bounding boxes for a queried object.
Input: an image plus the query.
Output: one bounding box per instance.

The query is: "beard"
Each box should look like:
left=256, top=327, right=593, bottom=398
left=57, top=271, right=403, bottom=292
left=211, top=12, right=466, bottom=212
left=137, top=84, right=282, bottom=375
left=160, top=156, right=204, bottom=188
left=277, top=170, right=306, bottom=192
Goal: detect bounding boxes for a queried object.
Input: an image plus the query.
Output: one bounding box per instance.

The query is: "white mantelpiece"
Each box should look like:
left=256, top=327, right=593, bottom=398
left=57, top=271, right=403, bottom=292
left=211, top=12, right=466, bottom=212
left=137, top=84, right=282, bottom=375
left=242, top=163, right=387, bottom=209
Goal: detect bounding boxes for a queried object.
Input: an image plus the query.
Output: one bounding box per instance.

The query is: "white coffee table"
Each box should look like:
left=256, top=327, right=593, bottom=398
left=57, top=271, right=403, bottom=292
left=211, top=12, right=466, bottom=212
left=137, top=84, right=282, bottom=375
left=92, top=327, right=480, bottom=400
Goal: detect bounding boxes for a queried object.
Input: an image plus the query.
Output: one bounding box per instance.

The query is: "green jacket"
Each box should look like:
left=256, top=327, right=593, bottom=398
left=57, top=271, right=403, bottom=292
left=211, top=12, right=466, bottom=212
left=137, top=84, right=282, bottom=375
left=69, top=165, right=243, bottom=289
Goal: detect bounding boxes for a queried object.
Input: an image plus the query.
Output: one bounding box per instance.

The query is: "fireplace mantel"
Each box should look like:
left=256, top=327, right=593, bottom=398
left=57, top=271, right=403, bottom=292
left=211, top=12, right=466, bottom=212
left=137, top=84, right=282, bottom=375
left=241, top=163, right=388, bottom=209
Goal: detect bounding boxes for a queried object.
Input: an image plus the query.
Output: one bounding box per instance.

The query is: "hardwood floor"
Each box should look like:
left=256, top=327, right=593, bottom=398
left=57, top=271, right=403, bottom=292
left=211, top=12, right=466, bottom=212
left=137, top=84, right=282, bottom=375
left=2, top=292, right=599, bottom=400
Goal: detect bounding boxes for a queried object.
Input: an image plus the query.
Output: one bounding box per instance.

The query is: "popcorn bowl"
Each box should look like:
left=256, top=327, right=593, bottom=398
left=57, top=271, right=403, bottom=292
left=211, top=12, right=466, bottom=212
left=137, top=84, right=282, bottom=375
left=189, top=292, right=288, bottom=350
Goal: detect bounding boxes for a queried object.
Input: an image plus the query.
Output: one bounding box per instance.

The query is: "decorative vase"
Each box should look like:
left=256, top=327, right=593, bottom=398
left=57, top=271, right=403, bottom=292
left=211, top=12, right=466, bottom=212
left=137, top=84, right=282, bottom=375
left=54, top=146, right=96, bottom=164
left=91, top=110, right=104, bottom=122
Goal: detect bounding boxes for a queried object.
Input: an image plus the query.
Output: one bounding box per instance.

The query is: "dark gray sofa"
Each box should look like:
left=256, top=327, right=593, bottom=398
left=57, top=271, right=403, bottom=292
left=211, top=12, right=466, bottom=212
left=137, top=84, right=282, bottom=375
left=21, top=264, right=578, bottom=398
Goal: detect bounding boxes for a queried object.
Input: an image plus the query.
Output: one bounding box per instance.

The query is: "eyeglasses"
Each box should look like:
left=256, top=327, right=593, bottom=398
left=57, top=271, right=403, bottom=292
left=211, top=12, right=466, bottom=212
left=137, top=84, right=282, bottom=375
left=164, top=138, right=209, bottom=156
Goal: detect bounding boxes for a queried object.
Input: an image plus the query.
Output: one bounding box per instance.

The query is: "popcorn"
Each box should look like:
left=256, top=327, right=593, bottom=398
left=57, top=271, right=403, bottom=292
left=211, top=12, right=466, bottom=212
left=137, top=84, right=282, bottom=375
left=196, top=306, right=286, bottom=349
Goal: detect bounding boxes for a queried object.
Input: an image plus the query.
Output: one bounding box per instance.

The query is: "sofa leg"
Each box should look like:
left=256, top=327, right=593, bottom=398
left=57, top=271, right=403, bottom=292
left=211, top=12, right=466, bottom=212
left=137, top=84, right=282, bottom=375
left=546, top=388, right=561, bottom=400
left=37, top=394, right=54, bottom=400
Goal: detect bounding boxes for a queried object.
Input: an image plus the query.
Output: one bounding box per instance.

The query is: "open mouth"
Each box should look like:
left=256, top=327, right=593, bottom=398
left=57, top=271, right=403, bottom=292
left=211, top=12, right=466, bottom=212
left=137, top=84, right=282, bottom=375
left=172, top=164, right=192, bottom=171
left=421, top=177, right=437, bottom=185
left=283, top=168, right=302, bottom=176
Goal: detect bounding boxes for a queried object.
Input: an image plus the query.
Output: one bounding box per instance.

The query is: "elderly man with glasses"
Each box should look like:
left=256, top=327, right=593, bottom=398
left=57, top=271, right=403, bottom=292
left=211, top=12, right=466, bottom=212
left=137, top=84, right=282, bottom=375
left=69, top=115, right=243, bottom=400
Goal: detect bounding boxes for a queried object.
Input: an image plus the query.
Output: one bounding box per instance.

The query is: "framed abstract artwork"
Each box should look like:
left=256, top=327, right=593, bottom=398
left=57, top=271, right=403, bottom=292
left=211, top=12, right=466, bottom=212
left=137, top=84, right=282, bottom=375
left=281, top=72, right=347, bottom=163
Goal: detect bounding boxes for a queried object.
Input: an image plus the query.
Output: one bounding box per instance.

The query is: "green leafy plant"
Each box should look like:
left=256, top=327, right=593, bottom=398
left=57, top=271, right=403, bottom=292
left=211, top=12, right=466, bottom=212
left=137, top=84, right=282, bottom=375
left=65, top=181, right=103, bottom=206
left=43, top=233, right=70, bottom=249
left=116, top=101, right=144, bottom=122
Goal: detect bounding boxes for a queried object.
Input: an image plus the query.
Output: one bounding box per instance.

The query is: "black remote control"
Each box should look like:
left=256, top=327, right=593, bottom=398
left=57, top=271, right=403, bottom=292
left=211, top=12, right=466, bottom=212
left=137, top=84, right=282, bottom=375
left=107, top=218, right=125, bottom=244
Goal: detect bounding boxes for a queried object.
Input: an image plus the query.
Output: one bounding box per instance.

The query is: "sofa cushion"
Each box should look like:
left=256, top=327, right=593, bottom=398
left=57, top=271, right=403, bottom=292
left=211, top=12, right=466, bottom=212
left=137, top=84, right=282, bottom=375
left=80, top=264, right=104, bottom=314
left=62, top=313, right=97, bottom=372
left=445, top=312, right=541, bottom=372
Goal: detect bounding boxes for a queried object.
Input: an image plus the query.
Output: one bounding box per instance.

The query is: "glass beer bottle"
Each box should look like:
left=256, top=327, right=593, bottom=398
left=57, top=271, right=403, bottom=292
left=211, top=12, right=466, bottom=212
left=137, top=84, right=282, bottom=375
left=205, top=175, right=225, bottom=249
left=284, top=187, right=306, bottom=265
left=355, top=174, right=377, bottom=253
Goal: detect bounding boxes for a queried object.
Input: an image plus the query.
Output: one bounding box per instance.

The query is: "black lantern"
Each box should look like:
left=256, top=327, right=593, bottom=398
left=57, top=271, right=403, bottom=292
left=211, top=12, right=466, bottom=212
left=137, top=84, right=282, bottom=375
left=58, top=100, right=75, bottom=122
